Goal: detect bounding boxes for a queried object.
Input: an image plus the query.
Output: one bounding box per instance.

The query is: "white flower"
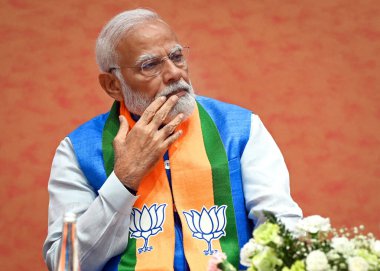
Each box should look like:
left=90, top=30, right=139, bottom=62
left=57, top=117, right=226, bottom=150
left=306, top=250, right=330, bottom=271
left=296, top=215, right=331, bottom=234
left=327, top=249, right=340, bottom=261
left=240, top=238, right=263, bottom=267
left=347, top=256, right=369, bottom=271
left=331, top=237, right=355, bottom=256
left=351, top=235, right=372, bottom=250
left=370, top=240, right=380, bottom=257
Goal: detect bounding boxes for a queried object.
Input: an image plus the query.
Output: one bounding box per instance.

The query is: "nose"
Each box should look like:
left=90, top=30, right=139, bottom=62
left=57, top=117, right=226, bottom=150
left=161, top=59, right=183, bottom=84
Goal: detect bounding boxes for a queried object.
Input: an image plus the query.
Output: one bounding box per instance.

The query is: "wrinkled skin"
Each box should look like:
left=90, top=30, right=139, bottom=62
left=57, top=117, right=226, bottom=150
left=113, top=96, right=184, bottom=190
left=99, top=20, right=192, bottom=191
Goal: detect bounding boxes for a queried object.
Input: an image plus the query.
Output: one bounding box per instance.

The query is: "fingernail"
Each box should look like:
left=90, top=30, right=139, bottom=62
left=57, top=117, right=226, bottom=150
left=160, top=96, right=166, bottom=101
left=119, top=115, right=123, bottom=121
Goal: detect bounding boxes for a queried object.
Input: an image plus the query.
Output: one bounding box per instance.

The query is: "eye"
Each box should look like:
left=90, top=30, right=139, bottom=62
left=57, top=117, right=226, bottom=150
left=169, top=51, right=184, bottom=63
left=141, top=59, right=160, bottom=71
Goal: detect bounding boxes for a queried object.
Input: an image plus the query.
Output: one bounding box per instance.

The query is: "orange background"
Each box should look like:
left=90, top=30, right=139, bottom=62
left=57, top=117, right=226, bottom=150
left=0, top=0, right=379, bottom=270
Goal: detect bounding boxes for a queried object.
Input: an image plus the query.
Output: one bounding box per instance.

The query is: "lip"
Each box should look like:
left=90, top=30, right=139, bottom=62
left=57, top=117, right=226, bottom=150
left=165, top=89, right=187, bottom=99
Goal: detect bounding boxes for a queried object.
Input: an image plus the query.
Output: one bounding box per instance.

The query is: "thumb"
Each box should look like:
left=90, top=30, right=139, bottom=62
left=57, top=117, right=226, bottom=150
left=116, top=115, right=130, bottom=139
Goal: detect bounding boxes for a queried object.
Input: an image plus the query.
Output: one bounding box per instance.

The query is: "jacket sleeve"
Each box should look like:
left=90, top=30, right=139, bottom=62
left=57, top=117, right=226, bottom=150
left=43, top=137, right=138, bottom=271
left=241, top=114, right=303, bottom=230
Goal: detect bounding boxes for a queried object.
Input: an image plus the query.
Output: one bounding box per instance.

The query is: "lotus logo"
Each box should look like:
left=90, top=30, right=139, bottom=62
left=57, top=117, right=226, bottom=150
left=129, top=203, right=167, bottom=254
left=183, top=205, right=227, bottom=255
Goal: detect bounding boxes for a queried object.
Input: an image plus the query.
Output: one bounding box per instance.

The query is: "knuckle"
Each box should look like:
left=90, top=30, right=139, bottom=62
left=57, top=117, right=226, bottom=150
left=173, top=132, right=181, bottom=141
left=157, top=141, right=167, bottom=150
left=166, top=124, right=175, bottom=133
left=170, top=134, right=178, bottom=142
left=154, top=112, right=166, bottom=123
left=133, top=125, right=142, bottom=133
left=150, top=110, right=158, bottom=118
left=113, top=135, right=121, bottom=142
left=145, top=126, right=155, bottom=137
left=176, top=116, right=183, bottom=124
left=145, top=109, right=155, bottom=119
left=152, top=134, right=160, bottom=144
left=135, top=125, right=149, bottom=136
left=113, top=138, right=121, bottom=147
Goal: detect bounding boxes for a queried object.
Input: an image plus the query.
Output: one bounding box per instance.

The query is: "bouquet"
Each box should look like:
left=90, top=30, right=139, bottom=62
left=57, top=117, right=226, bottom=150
left=208, top=213, right=380, bottom=271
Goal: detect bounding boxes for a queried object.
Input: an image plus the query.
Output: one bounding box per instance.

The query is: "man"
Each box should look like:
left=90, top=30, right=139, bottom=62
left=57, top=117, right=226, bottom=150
left=43, top=8, right=302, bottom=271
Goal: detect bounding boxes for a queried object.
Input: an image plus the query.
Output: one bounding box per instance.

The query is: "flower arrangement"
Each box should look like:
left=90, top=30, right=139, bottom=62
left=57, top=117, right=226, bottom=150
left=208, top=213, right=380, bottom=271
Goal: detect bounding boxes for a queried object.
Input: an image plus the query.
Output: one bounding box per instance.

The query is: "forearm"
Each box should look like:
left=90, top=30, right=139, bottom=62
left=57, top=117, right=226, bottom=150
left=77, top=173, right=136, bottom=270
left=43, top=138, right=137, bottom=271
left=241, top=114, right=302, bottom=230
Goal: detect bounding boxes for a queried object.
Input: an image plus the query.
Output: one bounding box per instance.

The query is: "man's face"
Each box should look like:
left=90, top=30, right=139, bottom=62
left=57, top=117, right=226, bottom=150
left=115, top=19, right=195, bottom=119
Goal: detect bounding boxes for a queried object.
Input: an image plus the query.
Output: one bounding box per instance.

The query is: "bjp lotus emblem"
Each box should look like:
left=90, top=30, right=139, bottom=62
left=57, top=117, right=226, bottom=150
left=129, top=203, right=167, bottom=254
left=183, top=205, right=227, bottom=255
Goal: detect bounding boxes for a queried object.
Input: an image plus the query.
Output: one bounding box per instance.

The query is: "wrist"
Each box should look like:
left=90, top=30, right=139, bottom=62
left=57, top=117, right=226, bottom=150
left=114, top=171, right=140, bottom=191
left=123, top=184, right=137, bottom=196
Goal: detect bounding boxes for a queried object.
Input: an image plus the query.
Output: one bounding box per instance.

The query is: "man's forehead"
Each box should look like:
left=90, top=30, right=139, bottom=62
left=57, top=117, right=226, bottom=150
left=136, top=44, right=182, bottom=63
left=117, top=19, right=179, bottom=62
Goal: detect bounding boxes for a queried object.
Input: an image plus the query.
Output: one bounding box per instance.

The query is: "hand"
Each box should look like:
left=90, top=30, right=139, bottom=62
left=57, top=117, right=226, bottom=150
left=113, top=95, right=184, bottom=191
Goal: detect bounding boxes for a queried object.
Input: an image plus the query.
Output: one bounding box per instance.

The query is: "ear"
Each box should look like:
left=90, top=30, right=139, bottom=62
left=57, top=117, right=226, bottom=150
left=98, top=72, right=124, bottom=101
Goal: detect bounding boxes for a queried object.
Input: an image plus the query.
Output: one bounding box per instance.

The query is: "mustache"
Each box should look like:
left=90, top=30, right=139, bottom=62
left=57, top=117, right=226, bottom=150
left=155, top=80, right=192, bottom=98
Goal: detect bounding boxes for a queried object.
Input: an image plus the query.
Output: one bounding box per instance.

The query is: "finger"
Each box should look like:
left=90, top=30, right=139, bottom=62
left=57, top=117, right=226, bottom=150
left=115, top=115, right=129, bottom=141
left=158, top=113, right=184, bottom=138
left=162, top=130, right=183, bottom=148
left=140, top=96, right=167, bottom=124
left=150, top=95, right=179, bottom=128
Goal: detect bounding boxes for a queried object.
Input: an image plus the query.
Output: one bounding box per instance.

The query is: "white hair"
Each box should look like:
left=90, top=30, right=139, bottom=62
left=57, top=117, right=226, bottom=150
left=95, top=9, right=160, bottom=72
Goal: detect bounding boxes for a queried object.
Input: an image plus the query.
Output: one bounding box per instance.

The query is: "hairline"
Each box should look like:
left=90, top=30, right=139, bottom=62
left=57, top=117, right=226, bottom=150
left=95, top=9, right=164, bottom=73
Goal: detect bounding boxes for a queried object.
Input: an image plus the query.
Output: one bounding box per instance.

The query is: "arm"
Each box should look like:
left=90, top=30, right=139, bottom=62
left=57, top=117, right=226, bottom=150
left=43, top=96, right=184, bottom=270
left=241, top=114, right=302, bottom=230
left=43, top=137, right=137, bottom=271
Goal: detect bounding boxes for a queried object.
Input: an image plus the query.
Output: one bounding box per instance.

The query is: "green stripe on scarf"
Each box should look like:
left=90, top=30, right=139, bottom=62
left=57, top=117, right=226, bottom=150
left=102, top=101, right=137, bottom=271
left=197, top=101, right=240, bottom=268
left=103, top=101, right=119, bottom=177
left=102, top=101, right=239, bottom=269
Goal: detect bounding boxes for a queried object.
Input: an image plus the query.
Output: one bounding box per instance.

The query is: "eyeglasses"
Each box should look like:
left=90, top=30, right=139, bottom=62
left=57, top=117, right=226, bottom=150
left=109, top=46, right=190, bottom=77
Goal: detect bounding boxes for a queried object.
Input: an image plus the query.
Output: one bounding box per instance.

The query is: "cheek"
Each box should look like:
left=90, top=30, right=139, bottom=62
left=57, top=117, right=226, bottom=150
left=181, top=69, right=190, bottom=83
left=125, top=68, right=191, bottom=98
left=124, top=72, right=161, bottom=97
left=135, top=79, right=162, bottom=98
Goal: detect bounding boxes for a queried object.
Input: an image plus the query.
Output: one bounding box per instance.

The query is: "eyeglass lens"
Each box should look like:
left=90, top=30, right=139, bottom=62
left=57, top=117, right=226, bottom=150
left=141, top=47, right=189, bottom=76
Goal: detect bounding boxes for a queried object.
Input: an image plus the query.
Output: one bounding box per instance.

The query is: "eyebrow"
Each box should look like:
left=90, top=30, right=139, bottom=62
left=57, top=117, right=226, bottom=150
left=169, top=44, right=183, bottom=55
left=134, top=44, right=184, bottom=66
left=134, top=53, right=156, bottom=66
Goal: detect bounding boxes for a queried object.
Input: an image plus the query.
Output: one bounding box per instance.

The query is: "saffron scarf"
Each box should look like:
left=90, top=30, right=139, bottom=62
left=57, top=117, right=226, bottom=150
left=102, top=101, right=240, bottom=270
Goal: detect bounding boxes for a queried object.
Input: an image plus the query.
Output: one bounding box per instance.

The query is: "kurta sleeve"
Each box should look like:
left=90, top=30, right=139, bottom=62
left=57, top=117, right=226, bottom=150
left=43, top=137, right=138, bottom=271
left=241, top=114, right=302, bottom=230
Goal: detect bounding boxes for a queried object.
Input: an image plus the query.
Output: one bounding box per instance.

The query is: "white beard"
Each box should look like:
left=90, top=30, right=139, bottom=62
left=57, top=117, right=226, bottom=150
left=115, top=70, right=196, bottom=122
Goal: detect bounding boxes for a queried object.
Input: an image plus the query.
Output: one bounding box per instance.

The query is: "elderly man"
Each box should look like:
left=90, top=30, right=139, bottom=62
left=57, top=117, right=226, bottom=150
left=43, top=8, right=302, bottom=271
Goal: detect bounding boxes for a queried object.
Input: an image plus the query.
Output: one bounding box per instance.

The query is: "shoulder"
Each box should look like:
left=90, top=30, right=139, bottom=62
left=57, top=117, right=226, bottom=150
left=195, top=96, right=253, bottom=155
left=196, top=95, right=253, bottom=115
left=68, top=111, right=110, bottom=140
left=65, top=112, right=111, bottom=191
left=195, top=95, right=253, bottom=128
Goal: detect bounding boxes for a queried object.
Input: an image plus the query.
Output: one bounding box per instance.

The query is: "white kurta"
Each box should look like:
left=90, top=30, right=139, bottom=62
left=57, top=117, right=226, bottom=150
left=43, top=114, right=302, bottom=271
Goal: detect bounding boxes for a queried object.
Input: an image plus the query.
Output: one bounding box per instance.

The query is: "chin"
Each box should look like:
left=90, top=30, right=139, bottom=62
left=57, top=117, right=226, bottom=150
left=166, top=93, right=196, bottom=123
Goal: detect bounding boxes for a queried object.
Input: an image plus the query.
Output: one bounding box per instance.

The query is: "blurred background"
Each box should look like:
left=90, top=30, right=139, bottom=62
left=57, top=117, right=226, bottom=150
left=0, top=0, right=379, bottom=269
